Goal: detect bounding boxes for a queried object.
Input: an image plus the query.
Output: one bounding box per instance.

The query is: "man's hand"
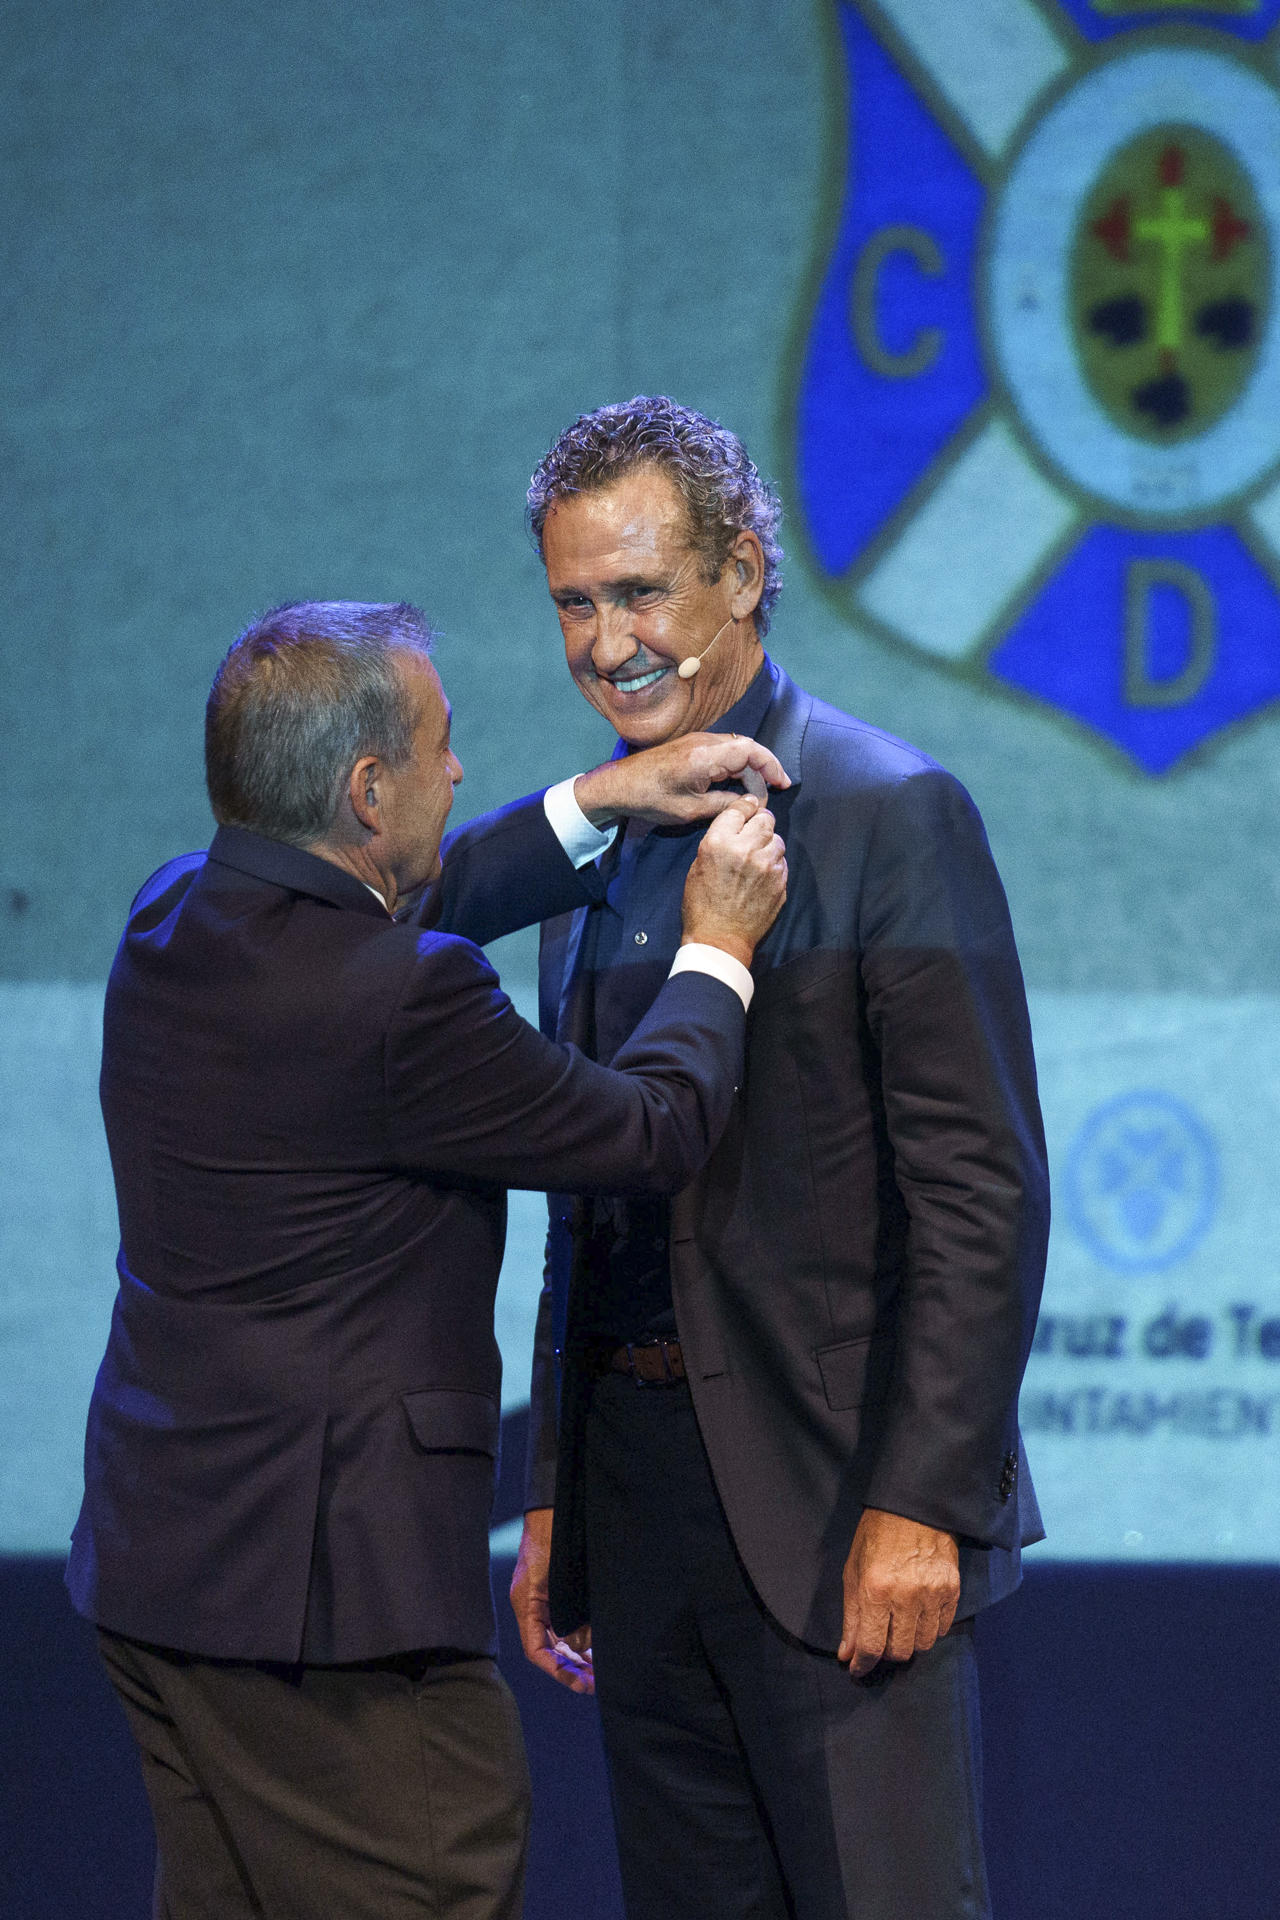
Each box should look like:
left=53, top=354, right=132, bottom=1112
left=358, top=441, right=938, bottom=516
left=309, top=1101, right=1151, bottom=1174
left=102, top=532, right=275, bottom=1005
left=680, top=802, right=787, bottom=969
left=509, top=1507, right=594, bottom=1695
left=837, top=1508, right=961, bottom=1678
left=574, top=732, right=789, bottom=828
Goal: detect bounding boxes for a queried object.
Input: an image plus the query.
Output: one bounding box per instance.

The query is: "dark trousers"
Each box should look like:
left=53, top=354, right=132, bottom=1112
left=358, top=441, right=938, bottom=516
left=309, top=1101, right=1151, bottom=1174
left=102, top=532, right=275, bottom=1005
left=98, top=1632, right=531, bottom=1920
left=584, top=1373, right=991, bottom=1920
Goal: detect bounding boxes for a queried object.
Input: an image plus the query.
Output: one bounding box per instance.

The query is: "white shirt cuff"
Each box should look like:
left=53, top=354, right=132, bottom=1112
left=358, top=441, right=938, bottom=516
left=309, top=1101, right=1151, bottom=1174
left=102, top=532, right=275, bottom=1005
left=543, top=777, right=620, bottom=870
left=669, top=943, right=754, bottom=1012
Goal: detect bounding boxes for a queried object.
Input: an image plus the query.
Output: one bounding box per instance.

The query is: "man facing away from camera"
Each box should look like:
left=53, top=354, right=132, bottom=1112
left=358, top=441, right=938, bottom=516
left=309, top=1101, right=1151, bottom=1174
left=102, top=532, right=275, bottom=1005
left=66, top=598, right=789, bottom=1920
left=497, top=399, right=1050, bottom=1920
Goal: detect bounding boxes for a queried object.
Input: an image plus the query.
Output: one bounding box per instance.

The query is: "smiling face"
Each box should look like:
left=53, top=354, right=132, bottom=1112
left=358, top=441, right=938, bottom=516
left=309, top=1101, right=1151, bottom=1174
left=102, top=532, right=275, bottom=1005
left=541, top=466, right=764, bottom=747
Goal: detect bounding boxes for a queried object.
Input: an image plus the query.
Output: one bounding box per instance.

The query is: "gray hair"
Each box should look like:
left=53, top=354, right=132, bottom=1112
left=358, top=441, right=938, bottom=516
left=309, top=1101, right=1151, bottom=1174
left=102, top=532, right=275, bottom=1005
left=205, top=601, right=435, bottom=845
left=527, top=396, right=784, bottom=635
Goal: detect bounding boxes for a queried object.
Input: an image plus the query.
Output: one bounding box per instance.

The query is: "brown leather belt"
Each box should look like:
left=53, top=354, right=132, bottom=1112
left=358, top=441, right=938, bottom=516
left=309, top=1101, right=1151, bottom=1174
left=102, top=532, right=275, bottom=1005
left=586, top=1337, right=687, bottom=1386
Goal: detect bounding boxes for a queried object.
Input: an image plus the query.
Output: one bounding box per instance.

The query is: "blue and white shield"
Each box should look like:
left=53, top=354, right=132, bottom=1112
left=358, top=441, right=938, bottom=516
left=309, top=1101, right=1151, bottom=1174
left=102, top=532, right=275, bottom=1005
left=797, top=0, right=1280, bottom=773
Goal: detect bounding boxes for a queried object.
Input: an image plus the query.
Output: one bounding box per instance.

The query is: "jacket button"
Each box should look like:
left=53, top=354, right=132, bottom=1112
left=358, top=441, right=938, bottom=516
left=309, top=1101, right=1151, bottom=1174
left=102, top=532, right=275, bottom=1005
left=634, top=930, right=648, bottom=946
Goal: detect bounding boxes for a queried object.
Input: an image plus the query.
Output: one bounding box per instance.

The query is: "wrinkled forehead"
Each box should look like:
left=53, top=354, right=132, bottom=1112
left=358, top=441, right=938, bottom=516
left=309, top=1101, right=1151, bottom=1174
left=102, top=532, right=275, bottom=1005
left=543, top=466, right=694, bottom=572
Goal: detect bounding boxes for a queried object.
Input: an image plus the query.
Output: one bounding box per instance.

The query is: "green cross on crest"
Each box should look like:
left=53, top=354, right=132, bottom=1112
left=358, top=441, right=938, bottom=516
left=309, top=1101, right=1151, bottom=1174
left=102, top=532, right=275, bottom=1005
left=1071, top=125, right=1267, bottom=443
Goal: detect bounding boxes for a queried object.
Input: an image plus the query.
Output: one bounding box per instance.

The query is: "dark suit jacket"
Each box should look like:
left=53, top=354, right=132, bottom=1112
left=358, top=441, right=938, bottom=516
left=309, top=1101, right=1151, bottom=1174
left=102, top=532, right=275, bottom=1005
left=66, top=803, right=747, bottom=1664
left=525, top=665, right=1050, bottom=1649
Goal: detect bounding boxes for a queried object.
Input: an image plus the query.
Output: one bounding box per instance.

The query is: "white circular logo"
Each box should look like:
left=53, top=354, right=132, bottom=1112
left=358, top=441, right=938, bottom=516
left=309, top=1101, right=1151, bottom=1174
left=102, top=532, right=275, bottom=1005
left=988, top=47, right=1280, bottom=519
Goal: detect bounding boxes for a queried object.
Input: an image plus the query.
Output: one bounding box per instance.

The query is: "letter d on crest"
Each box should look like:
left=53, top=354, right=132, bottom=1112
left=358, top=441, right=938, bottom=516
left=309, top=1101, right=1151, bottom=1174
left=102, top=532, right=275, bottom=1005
left=1124, top=559, right=1217, bottom=709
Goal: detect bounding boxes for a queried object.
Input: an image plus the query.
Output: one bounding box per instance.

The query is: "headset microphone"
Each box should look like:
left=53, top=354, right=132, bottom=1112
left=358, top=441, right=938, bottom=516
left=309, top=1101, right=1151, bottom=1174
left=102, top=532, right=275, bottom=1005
left=677, top=613, right=735, bottom=682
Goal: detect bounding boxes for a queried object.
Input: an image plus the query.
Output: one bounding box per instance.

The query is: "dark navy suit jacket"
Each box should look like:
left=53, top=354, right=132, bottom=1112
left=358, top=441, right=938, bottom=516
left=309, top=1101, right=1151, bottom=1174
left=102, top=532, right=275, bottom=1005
left=523, top=665, right=1051, bottom=1649
left=66, top=801, right=746, bottom=1663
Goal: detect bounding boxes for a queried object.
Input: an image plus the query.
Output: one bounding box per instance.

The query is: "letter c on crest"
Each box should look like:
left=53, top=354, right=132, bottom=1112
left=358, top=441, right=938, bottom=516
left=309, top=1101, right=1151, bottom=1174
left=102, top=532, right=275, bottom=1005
left=852, top=224, right=945, bottom=380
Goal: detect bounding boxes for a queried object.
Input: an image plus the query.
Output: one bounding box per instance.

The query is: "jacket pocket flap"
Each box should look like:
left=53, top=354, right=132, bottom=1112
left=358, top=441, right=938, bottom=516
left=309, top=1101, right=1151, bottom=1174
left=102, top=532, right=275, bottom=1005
left=402, top=1390, right=500, bottom=1456
left=815, top=1335, right=879, bottom=1413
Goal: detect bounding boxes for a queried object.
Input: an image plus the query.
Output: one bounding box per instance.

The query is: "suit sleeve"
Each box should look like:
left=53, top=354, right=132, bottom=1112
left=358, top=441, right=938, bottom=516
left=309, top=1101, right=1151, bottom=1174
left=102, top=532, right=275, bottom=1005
left=384, top=931, right=744, bottom=1196
left=418, top=793, right=603, bottom=947
left=857, top=768, right=1049, bottom=1550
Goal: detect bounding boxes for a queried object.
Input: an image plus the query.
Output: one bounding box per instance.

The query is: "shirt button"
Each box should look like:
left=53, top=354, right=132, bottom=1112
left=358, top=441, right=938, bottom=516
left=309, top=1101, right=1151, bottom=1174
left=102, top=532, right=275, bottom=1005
left=634, top=930, right=648, bottom=946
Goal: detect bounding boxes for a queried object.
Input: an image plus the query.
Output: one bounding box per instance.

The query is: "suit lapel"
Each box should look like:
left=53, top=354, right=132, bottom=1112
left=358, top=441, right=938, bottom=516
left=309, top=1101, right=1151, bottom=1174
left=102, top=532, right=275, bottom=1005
left=671, top=664, right=812, bottom=1306
left=555, top=904, right=593, bottom=1047
left=538, top=909, right=585, bottom=1042
left=753, top=661, right=810, bottom=789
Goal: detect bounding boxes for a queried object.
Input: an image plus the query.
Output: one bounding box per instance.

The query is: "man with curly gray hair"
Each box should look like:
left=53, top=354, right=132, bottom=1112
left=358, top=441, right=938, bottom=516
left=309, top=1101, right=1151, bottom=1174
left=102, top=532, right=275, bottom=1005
left=511, top=397, right=1049, bottom=1920
left=527, top=395, right=785, bottom=636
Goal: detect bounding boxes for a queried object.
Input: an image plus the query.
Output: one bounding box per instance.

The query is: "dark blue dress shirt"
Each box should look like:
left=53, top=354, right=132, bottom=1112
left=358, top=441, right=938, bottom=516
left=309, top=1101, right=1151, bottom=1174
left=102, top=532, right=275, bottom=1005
left=579, top=661, right=778, bottom=1341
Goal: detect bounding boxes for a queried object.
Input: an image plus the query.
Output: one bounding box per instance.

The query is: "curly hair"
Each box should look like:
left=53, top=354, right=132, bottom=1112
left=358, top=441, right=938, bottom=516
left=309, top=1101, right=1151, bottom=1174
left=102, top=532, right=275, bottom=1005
left=527, top=396, right=783, bottom=635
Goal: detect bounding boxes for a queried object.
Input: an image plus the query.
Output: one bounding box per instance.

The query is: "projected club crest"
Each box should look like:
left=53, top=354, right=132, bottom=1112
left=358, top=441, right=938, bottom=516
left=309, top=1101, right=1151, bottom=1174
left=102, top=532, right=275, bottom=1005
left=1065, top=1090, right=1219, bottom=1270
left=797, top=0, right=1280, bottom=772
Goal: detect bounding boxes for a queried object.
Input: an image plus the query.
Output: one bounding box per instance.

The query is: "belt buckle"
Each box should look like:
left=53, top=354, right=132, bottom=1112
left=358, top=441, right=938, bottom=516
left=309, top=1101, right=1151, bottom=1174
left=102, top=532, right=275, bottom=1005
left=627, top=1338, right=679, bottom=1387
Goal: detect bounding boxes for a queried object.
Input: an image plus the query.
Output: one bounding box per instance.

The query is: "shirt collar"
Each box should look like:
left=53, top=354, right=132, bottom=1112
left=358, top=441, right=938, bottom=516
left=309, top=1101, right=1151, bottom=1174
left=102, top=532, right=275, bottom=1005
left=207, top=825, right=392, bottom=919
left=707, top=656, right=777, bottom=742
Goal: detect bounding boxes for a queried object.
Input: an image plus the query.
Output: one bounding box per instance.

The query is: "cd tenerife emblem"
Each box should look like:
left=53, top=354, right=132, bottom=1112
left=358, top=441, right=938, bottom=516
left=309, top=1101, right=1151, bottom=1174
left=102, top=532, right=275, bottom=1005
left=1073, top=129, right=1265, bottom=443
left=797, top=1, right=1280, bottom=772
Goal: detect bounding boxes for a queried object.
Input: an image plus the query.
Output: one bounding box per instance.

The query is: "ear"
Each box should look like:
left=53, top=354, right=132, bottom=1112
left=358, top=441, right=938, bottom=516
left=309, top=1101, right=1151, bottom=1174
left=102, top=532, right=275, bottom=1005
left=348, top=755, right=382, bottom=834
left=726, top=528, right=765, bottom=622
